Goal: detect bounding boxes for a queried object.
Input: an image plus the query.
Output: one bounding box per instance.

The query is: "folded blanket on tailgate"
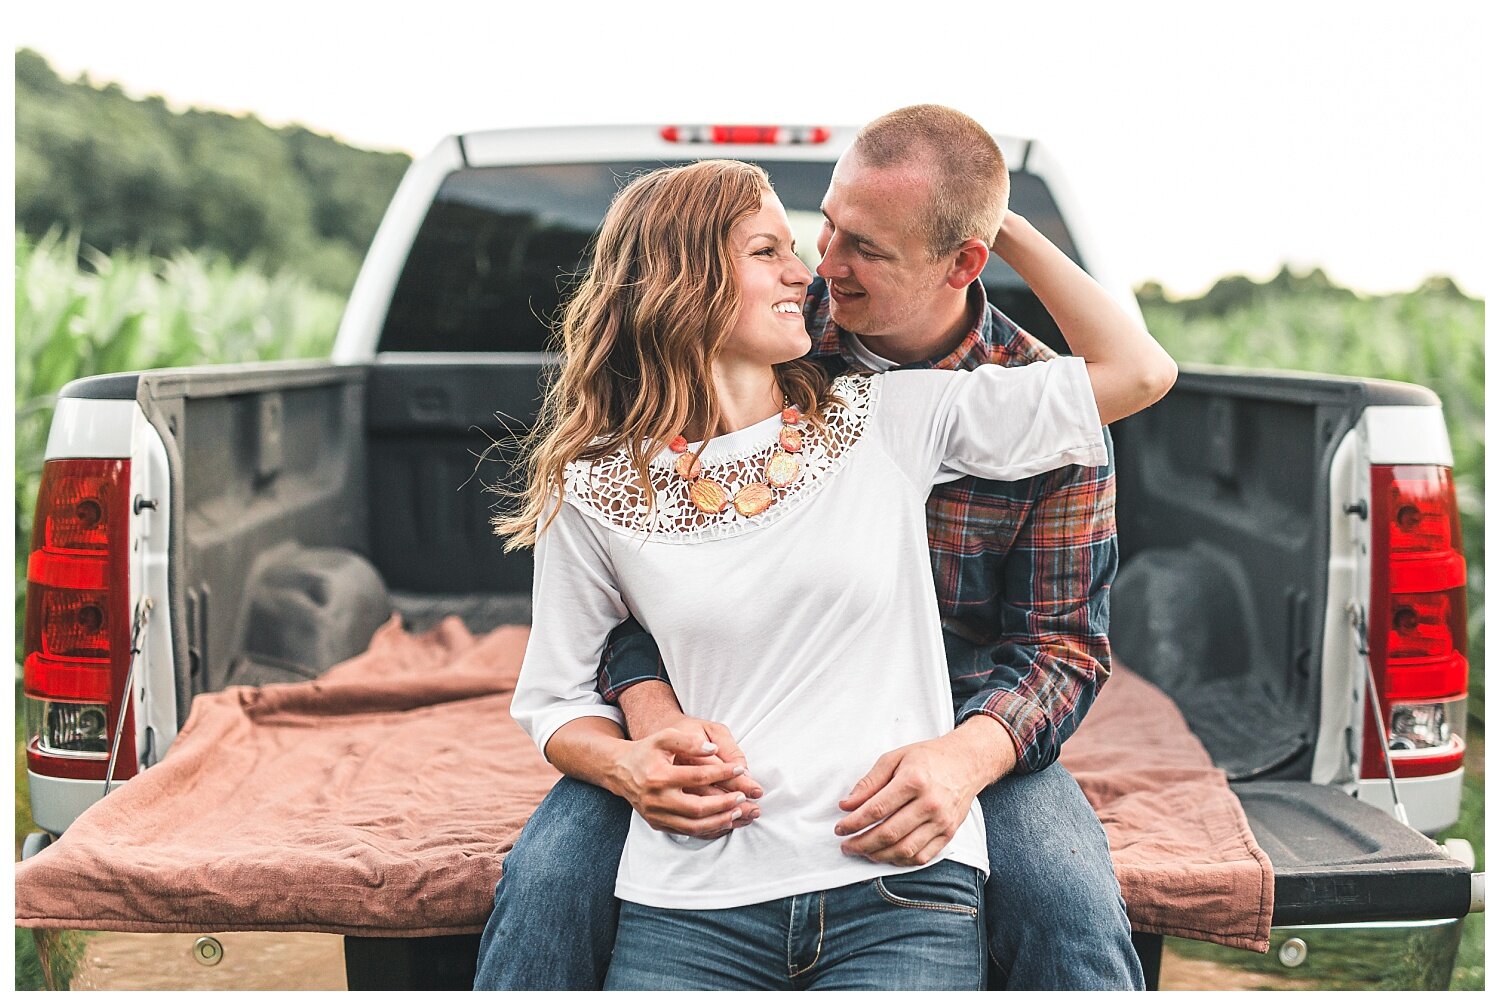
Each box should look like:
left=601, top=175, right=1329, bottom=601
left=14, top=616, right=1273, bottom=951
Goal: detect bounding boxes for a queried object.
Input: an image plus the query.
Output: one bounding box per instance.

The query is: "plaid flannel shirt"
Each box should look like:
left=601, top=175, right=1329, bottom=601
left=596, top=278, right=1117, bottom=774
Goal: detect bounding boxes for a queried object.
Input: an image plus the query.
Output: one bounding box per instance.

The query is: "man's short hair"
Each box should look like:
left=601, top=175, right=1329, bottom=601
left=851, top=104, right=1009, bottom=258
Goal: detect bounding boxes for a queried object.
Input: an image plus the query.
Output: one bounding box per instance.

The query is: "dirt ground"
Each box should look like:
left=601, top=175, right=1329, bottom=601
left=65, top=930, right=1295, bottom=991
left=1160, top=949, right=1307, bottom=991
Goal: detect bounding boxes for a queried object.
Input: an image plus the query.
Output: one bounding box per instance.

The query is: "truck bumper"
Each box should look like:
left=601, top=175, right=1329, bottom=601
left=27, top=771, right=107, bottom=837
left=1357, top=767, right=1464, bottom=835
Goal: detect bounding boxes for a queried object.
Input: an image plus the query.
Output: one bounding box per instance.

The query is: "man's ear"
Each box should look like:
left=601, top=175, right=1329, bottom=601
left=945, top=239, right=990, bottom=290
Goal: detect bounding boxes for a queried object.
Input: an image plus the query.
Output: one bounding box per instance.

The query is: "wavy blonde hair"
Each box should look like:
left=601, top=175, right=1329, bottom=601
left=493, top=159, right=837, bottom=550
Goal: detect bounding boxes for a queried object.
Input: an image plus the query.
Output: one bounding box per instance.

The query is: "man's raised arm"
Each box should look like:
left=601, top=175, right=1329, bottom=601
left=993, top=211, right=1177, bottom=425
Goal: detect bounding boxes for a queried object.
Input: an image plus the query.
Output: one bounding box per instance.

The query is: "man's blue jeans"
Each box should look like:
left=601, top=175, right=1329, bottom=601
left=605, top=860, right=985, bottom=990
left=473, top=760, right=1143, bottom=990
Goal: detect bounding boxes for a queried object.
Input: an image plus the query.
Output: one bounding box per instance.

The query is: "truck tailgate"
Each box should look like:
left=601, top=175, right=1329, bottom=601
left=1232, top=782, right=1474, bottom=925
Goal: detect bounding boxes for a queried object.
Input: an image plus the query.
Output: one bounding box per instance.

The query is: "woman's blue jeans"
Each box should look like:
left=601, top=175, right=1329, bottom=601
left=604, top=860, right=985, bottom=990
left=473, top=760, right=1143, bottom=990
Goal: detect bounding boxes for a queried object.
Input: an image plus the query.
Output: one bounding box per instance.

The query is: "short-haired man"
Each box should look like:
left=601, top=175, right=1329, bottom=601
left=474, top=105, right=1166, bottom=990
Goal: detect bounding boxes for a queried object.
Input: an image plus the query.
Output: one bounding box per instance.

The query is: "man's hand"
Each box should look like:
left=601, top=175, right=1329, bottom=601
left=834, top=717, right=1018, bottom=866
left=608, top=728, right=759, bottom=838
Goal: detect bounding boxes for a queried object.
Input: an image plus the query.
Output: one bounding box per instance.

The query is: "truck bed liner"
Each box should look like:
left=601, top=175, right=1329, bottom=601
left=388, top=590, right=530, bottom=634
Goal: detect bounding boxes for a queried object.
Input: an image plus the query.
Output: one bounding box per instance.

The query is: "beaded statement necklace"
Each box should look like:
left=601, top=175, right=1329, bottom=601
left=668, top=405, right=805, bottom=516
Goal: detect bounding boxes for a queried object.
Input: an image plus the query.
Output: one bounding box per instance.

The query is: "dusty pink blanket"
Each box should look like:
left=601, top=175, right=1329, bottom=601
left=1059, top=669, right=1273, bottom=951
left=15, top=617, right=1271, bottom=951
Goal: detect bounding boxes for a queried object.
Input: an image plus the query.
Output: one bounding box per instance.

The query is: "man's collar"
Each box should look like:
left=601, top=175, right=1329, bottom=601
left=805, top=278, right=996, bottom=373
left=806, top=279, right=845, bottom=360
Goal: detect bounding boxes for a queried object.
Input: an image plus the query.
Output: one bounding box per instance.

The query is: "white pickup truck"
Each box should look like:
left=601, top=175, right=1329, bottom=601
left=21, top=124, right=1482, bottom=989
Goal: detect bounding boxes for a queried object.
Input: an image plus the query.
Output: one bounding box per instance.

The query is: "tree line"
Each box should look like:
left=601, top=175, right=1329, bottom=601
left=15, top=48, right=412, bottom=294
left=17, top=46, right=1480, bottom=312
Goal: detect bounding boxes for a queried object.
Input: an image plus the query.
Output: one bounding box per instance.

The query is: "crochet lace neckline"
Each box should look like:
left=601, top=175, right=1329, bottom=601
left=564, top=373, right=879, bottom=543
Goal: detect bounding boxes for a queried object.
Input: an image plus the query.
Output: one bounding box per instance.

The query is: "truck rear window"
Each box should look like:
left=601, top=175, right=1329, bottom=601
left=378, top=160, right=1080, bottom=354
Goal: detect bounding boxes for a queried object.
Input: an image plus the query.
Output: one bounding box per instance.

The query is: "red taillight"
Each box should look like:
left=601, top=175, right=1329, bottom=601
left=23, top=650, right=112, bottom=702
left=1363, top=464, right=1468, bottom=779
left=22, top=458, right=137, bottom=781
left=1387, top=589, right=1467, bottom=661
left=1386, top=467, right=1460, bottom=553
left=41, top=471, right=118, bottom=550
left=660, top=124, right=831, bottom=145
left=39, top=587, right=114, bottom=657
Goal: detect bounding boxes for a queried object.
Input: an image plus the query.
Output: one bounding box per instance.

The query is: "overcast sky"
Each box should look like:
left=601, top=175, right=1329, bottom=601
left=9, top=0, right=1495, bottom=297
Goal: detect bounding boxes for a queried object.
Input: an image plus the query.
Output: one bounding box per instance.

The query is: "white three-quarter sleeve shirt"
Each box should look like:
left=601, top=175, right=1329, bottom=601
left=510, top=360, right=1107, bottom=909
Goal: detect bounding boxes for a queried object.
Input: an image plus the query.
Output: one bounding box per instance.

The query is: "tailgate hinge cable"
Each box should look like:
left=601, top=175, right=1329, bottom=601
left=104, top=595, right=154, bottom=797
left=1347, top=602, right=1409, bottom=827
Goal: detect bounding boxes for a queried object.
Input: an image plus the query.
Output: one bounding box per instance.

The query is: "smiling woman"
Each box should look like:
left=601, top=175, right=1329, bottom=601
left=714, top=191, right=815, bottom=395
left=490, top=159, right=842, bottom=549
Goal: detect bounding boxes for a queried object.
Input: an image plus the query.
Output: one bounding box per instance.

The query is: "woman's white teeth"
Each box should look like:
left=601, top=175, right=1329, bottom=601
left=773, top=302, right=800, bottom=314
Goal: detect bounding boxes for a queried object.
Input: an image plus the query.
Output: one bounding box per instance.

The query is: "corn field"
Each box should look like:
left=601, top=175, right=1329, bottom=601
left=14, top=231, right=346, bottom=645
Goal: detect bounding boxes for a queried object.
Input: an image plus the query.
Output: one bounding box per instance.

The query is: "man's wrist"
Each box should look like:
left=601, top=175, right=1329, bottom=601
left=596, top=734, right=642, bottom=800
left=544, top=717, right=641, bottom=796
left=619, top=679, right=685, bottom=739
left=990, top=210, right=1032, bottom=256
left=944, top=714, right=1020, bottom=790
